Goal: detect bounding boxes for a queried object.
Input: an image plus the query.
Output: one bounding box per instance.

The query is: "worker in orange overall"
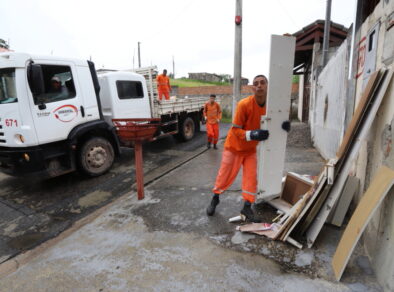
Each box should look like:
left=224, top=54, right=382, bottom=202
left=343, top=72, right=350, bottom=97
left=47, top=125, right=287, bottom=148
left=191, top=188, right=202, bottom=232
left=156, top=69, right=171, bottom=101
left=206, top=75, right=291, bottom=222
left=204, top=94, right=222, bottom=150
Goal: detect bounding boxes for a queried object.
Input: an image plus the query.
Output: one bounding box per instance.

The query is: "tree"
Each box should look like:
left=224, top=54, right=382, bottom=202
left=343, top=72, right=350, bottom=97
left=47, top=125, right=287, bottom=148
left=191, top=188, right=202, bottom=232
left=0, top=39, right=9, bottom=49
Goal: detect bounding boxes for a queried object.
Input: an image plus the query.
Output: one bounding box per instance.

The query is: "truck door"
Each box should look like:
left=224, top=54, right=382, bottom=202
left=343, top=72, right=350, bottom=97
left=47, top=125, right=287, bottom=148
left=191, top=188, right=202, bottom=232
left=29, top=63, right=86, bottom=144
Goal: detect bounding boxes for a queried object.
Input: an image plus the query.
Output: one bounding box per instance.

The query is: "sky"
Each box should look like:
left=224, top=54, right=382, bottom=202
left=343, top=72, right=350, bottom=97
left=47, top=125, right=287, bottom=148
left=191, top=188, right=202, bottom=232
left=1, top=0, right=356, bottom=81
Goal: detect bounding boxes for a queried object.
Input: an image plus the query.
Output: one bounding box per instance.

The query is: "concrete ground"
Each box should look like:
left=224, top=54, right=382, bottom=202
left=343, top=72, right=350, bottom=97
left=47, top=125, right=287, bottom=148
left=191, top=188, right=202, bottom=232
left=0, top=123, right=231, bottom=264
left=0, top=123, right=382, bottom=291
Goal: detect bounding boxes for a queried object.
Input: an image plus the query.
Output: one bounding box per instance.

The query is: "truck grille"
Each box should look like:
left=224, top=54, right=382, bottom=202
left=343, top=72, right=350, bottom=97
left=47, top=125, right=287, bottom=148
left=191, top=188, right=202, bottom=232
left=0, top=124, right=5, bottom=143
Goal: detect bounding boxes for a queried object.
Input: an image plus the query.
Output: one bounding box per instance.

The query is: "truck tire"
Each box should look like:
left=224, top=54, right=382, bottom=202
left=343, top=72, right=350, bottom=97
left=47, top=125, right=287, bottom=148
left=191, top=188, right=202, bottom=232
left=78, top=137, right=115, bottom=177
left=176, top=117, right=195, bottom=142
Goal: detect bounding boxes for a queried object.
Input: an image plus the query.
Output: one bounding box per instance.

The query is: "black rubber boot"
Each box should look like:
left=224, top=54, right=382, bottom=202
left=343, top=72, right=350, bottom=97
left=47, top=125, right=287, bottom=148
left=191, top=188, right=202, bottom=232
left=207, top=142, right=211, bottom=149
left=213, top=144, right=218, bottom=150
left=240, top=201, right=261, bottom=223
left=206, top=194, right=219, bottom=216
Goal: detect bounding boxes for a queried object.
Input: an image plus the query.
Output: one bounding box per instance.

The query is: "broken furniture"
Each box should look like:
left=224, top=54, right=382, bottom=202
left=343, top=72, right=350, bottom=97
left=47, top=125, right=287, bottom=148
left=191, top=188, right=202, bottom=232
left=239, top=66, right=394, bottom=256
left=113, top=118, right=161, bottom=200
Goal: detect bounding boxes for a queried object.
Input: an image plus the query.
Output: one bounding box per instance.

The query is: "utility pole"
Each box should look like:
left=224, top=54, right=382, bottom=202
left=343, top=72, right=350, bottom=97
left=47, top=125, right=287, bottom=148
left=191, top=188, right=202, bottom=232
left=138, top=42, right=141, bottom=68
left=232, top=0, right=242, bottom=118
left=133, top=49, right=135, bottom=70
left=172, top=55, right=175, bottom=78
left=322, top=0, right=332, bottom=66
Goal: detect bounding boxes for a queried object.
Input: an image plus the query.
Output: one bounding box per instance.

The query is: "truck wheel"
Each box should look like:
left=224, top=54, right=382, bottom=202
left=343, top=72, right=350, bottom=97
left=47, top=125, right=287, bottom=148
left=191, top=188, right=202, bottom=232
left=78, top=137, right=115, bottom=177
left=176, top=117, right=195, bottom=142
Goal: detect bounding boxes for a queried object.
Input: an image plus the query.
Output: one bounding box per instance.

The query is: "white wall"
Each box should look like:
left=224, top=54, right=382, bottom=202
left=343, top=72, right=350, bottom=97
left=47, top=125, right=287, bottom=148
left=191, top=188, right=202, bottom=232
left=310, top=40, right=349, bottom=159
left=353, top=1, right=394, bottom=291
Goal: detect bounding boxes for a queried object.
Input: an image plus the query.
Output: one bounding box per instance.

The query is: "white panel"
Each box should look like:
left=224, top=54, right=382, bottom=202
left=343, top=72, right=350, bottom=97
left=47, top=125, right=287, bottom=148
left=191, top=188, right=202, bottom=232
left=363, top=22, right=380, bottom=89
left=257, top=35, right=296, bottom=200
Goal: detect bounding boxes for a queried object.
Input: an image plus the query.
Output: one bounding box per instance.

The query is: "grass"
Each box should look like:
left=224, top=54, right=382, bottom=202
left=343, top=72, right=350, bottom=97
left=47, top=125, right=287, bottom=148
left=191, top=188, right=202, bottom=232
left=170, top=78, right=230, bottom=88
left=221, top=116, right=232, bottom=124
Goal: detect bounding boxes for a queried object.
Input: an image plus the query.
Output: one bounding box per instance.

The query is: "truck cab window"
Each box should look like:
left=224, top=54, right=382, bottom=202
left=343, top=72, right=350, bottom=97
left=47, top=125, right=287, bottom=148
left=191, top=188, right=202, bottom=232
left=32, top=65, right=76, bottom=105
left=0, top=68, right=17, bottom=104
left=116, top=81, right=143, bottom=99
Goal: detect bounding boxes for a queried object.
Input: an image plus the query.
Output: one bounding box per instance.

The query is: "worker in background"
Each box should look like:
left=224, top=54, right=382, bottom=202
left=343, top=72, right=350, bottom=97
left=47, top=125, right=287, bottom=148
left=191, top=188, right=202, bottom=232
left=156, top=69, right=171, bottom=101
left=206, top=75, right=291, bottom=222
left=204, top=94, right=222, bottom=149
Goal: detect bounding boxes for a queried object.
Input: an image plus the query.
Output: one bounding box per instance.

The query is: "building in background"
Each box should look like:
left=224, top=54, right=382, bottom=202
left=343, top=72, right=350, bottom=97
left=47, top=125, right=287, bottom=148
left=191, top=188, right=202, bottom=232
left=292, top=20, right=349, bottom=123
left=0, top=39, right=10, bottom=52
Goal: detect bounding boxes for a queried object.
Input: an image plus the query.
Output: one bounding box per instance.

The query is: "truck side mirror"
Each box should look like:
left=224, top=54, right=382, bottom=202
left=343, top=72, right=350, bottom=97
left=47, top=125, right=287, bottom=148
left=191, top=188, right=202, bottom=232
left=27, top=63, right=45, bottom=96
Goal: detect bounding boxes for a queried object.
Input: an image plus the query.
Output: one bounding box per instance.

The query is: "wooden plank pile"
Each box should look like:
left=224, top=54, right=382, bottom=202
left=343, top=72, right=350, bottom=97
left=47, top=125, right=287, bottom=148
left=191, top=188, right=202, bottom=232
left=238, top=66, right=393, bottom=279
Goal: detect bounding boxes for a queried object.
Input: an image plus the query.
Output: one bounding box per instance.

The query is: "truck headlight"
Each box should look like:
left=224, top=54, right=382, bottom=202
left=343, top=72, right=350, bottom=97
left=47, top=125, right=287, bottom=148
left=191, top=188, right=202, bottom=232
left=15, top=134, right=25, bottom=143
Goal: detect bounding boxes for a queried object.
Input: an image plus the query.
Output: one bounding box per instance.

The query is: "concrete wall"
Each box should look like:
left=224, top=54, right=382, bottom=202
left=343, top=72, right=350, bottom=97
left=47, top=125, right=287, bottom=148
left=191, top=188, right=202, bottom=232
left=311, top=39, right=349, bottom=159
left=177, top=84, right=299, bottom=118
left=352, top=1, right=394, bottom=291
left=308, top=43, right=345, bottom=153
left=176, top=85, right=254, bottom=117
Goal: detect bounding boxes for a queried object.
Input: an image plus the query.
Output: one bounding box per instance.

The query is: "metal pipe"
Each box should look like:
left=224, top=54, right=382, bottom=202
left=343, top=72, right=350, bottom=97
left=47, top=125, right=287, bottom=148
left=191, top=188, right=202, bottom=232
left=322, top=0, right=332, bottom=66
left=138, top=42, right=141, bottom=68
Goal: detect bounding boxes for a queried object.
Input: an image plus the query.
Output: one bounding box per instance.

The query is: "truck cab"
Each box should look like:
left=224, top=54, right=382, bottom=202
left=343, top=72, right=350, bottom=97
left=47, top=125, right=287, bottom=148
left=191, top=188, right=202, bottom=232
left=0, top=52, right=206, bottom=178
left=0, top=52, right=120, bottom=177
left=98, top=71, right=152, bottom=123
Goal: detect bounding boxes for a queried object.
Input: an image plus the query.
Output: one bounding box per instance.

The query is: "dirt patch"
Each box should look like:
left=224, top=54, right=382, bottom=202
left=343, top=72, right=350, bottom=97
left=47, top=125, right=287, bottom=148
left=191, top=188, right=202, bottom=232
left=78, top=191, right=112, bottom=209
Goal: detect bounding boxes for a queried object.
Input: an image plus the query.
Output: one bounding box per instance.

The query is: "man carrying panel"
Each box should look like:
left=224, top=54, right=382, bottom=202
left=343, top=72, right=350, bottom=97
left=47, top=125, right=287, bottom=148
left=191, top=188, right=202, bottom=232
left=206, top=75, right=290, bottom=222
left=156, top=69, right=171, bottom=101
left=204, top=94, right=222, bottom=149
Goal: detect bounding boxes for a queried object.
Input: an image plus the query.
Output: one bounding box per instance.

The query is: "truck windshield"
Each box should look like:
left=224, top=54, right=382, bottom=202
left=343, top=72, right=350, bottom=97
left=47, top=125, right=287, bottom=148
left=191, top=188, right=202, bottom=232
left=0, top=68, right=17, bottom=104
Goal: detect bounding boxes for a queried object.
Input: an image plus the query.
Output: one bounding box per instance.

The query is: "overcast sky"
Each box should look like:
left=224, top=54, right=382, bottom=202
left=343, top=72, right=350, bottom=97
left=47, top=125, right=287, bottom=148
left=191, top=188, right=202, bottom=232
left=1, top=0, right=355, bottom=81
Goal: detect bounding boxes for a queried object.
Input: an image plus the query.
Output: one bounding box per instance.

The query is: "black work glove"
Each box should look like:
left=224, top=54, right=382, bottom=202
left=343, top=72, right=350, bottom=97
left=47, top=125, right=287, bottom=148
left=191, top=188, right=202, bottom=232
left=282, top=120, right=291, bottom=132
left=249, top=129, right=269, bottom=141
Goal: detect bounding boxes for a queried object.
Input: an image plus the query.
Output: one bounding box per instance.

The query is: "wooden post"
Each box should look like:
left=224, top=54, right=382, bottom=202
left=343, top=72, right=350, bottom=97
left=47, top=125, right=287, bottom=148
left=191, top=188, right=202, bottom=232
left=134, top=141, right=144, bottom=200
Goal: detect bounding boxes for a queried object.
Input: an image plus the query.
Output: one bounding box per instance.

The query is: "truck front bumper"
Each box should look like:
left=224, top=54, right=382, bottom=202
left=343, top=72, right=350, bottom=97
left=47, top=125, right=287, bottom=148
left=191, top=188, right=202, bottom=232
left=0, top=146, right=46, bottom=176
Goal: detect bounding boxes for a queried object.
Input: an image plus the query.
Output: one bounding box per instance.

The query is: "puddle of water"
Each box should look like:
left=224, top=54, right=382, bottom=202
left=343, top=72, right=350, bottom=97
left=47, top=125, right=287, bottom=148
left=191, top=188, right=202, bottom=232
left=7, top=233, right=44, bottom=251
left=78, top=191, right=112, bottom=209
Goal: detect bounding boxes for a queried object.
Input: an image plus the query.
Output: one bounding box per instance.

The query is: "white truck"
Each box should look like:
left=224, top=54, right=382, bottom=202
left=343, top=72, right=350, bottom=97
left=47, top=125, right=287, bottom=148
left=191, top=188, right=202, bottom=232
left=0, top=52, right=207, bottom=177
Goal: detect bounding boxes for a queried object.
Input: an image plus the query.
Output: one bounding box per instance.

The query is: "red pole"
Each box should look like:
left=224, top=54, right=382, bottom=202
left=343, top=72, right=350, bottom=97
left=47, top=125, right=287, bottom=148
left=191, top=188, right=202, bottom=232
left=134, top=141, right=144, bottom=200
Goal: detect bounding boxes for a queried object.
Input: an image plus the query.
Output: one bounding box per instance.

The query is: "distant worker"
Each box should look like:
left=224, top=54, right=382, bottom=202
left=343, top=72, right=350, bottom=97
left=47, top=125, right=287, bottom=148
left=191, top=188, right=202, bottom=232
left=206, top=75, right=290, bottom=222
left=204, top=94, right=222, bottom=149
left=156, top=69, right=171, bottom=101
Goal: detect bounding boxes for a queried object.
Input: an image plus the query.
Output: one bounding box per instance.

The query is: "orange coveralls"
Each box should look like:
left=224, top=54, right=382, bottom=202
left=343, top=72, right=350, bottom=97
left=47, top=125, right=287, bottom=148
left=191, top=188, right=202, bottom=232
left=156, top=74, right=171, bottom=100
left=213, top=95, right=266, bottom=203
left=204, top=101, right=222, bottom=145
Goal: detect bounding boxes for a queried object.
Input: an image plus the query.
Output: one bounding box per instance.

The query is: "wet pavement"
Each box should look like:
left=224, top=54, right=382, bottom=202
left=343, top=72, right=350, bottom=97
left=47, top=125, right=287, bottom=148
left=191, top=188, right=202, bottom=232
left=0, top=123, right=231, bottom=264
left=0, top=122, right=382, bottom=291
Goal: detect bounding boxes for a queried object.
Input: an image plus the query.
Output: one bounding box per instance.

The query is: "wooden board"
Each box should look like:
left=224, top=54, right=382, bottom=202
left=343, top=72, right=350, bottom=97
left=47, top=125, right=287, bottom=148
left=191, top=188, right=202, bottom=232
left=298, top=70, right=384, bottom=235
left=283, top=174, right=328, bottom=241
left=257, top=35, right=296, bottom=200
left=336, top=71, right=380, bottom=160
left=268, top=198, right=292, bottom=213
left=281, top=173, right=313, bottom=205
left=332, top=166, right=394, bottom=281
left=298, top=185, right=331, bottom=235
left=327, top=176, right=359, bottom=227
left=306, top=68, right=393, bottom=248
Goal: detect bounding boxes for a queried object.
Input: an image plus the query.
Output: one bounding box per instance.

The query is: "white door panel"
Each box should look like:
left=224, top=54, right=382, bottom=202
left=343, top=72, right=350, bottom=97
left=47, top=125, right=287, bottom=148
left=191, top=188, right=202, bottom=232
left=30, top=62, right=86, bottom=144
